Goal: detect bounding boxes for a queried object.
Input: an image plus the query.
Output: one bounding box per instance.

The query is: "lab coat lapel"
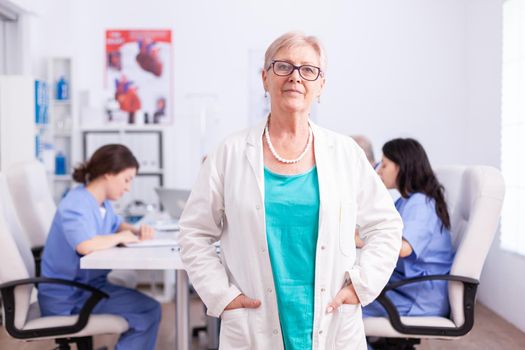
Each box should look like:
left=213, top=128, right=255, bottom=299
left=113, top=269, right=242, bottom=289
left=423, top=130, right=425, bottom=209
left=311, top=121, right=336, bottom=231
left=245, top=119, right=266, bottom=203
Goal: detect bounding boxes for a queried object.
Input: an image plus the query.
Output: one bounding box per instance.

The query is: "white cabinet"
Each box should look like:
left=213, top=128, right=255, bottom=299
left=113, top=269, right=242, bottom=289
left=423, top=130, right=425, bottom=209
left=82, top=127, right=164, bottom=213
left=0, top=75, right=36, bottom=171
left=122, top=131, right=163, bottom=172
left=84, top=130, right=162, bottom=172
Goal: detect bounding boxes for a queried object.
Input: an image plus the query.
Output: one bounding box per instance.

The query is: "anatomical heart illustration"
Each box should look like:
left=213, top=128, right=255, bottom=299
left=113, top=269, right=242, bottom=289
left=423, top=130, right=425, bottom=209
left=136, top=38, right=163, bottom=77
left=106, top=29, right=172, bottom=124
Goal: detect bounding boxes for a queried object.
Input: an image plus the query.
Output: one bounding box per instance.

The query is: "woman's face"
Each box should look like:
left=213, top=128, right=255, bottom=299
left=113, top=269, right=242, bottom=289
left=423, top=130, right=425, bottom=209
left=378, top=156, right=399, bottom=190
left=105, top=167, right=137, bottom=201
left=262, top=44, right=325, bottom=115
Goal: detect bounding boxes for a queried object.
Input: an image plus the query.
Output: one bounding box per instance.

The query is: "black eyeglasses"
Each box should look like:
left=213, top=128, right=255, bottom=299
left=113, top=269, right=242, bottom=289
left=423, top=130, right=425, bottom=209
left=267, top=60, right=322, bottom=81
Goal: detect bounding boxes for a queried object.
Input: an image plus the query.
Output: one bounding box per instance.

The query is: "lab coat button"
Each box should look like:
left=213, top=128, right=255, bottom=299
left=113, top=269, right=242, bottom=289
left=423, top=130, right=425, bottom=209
left=321, top=245, right=326, bottom=250
left=267, top=288, right=272, bottom=293
left=319, top=330, right=323, bottom=335
left=273, top=329, right=279, bottom=335
left=256, top=204, right=261, bottom=210
left=261, top=247, right=266, bottom=253
left=320, top=288, right=326, bottom=292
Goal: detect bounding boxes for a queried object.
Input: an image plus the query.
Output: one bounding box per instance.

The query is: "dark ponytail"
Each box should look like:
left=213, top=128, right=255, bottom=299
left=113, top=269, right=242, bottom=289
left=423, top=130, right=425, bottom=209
left=72, top=163, right=89, bottom=184
left=382, top=138, right=450, bottom=230
left=72, top=144, right=139, bottom=184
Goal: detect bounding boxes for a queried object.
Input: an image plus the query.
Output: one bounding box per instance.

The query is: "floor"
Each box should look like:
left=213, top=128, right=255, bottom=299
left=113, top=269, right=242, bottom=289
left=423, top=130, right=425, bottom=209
left=417, top=303, right=525, bottom=350
left=1, top=302, right=525, bottom=349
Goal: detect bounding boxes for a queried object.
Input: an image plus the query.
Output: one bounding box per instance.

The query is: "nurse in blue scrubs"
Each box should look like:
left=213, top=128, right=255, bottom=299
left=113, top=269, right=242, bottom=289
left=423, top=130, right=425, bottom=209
left=38, top=144, right=161, bottom=350
left=361, top=138, right=455, bottom=318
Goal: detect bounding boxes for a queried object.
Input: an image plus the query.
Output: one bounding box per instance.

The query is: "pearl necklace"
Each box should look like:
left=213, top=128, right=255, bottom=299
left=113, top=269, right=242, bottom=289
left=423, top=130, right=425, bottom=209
left=264, top=122, right=313, bottom=164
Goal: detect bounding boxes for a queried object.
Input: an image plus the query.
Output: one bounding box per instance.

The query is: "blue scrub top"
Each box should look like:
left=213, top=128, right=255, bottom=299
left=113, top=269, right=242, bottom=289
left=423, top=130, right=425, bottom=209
left=264, top=166, right=319, bottom=350
left=391, top=193, right=455, bottom=316
left=39, top=185, right=122, bottom=316
left=363, top=192, right=455, bottom=318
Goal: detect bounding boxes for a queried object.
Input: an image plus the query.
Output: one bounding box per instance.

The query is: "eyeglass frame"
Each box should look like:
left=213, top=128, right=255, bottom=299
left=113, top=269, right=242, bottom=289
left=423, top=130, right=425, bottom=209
left=267, top=60, right=323, bottom=81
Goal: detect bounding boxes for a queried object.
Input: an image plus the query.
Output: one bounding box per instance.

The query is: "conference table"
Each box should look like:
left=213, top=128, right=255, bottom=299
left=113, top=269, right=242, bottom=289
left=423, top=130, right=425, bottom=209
left=80, top=244, right=192, bottom=350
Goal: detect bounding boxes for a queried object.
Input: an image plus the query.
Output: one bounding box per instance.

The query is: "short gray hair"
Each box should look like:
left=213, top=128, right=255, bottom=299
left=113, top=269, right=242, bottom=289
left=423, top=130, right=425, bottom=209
left=264, top=31, right=327, bottom=74
left=351, top=135, right=376, bottom=165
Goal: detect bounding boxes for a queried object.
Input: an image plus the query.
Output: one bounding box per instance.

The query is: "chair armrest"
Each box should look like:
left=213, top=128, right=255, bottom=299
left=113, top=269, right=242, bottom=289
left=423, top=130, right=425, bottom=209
left=30, top=246, right=44, bottom=258
left=376, top=274, right=479, bottom=337
left=30, top=246, right=44, bottom=277
left=0, top=277, right=109, bottom=339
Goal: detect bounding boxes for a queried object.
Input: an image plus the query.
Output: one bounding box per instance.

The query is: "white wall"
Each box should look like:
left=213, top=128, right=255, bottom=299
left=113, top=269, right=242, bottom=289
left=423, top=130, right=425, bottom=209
left=0, top=76, right=35, bottom=170
left=14, top=0, right=525, bottom=332
left=43, top=0, right=474, bottom=188
left=0, top=0, right=32, bottom=75
left=464, top=0, right=525, bottom=333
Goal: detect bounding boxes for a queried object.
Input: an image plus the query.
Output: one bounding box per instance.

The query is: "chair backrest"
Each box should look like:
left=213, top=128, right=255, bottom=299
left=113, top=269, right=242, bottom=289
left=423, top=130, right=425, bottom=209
left=0, top=173, right=36, bottom=329
left=6, top=161, right=56, bottom=248
left=435, top=165, right=505, bottom=327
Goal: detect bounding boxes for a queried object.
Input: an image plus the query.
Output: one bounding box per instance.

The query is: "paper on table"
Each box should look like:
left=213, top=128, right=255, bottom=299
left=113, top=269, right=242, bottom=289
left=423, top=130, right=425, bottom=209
left=123, top=239, right=179, bottom=248
left=123, top=231, right=178, bottom=248
left=123, top=233, right=221, bottom=251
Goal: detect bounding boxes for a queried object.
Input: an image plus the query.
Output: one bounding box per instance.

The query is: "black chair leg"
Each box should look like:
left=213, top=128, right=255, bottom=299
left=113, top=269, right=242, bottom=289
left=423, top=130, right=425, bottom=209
left=55, top=339, right=71, bottom=350
left=56, top=335, right=106, bottom=350
left=369, top=337, right=421, bottom=350
left=73, top=336, right=94, bottom=350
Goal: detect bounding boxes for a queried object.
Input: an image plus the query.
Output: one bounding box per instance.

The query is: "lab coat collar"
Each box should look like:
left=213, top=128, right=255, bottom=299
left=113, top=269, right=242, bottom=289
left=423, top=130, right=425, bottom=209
left=244, top=117, right=334, bottom=148
left=244, top=117, right=335, bottom=205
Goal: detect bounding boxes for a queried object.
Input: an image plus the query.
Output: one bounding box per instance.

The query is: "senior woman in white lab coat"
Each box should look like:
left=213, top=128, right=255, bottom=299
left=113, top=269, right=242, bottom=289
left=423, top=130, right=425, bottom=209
left=178, top=32, right=402, bottom=350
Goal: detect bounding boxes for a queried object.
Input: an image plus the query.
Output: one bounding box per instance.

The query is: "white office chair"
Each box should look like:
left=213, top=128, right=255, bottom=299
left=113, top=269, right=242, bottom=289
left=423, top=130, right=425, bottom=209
left=6, top=161, right=138, bottom=287
left=0, top=174, right=128, bottom=350
left=5, top=161, right=55, bottom=276
left=364, top=165, right=505, bottom=348
left=6, top=160, right=55, bottom=247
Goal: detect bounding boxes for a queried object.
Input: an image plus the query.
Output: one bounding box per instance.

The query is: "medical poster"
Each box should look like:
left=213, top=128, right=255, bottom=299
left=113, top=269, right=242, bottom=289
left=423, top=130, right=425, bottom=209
left=106, top=29, right=172, bottom=125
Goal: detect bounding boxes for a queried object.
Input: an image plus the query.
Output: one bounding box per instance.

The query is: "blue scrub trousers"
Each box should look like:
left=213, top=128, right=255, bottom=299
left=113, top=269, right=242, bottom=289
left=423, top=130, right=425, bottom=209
left=84, top=284, right=161, bottom=350
left=362, top=295, right=412, bottom=317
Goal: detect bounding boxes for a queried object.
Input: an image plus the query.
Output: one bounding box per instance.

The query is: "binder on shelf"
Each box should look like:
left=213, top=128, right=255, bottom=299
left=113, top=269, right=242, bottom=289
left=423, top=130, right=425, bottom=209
left=35, top=80, right=49, bottom=125
left=35, top=134, right=41, bottom=160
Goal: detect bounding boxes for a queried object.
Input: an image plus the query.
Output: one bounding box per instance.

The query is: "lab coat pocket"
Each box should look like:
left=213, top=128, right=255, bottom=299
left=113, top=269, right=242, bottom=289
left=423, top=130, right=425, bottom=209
left=219, top=308, right=251, bottom=349
left=334, top=304, right=366, bottom=349
left=339, top=201, right=357, bottom=257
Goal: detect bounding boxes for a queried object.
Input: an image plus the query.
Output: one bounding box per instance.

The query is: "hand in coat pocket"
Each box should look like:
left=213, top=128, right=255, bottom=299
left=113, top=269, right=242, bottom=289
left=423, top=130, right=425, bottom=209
left=326, top=283, right=360, bottom=314
left=223, top=294, right=261, bottom=312
left=220, top=294, right=260, bottom=349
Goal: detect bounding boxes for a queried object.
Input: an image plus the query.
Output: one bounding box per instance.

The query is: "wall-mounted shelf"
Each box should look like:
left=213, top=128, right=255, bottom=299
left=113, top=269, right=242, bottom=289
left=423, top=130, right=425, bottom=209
left=53, top=174, right=72, bottom=181
left=46, top=57, right=75, bottom=203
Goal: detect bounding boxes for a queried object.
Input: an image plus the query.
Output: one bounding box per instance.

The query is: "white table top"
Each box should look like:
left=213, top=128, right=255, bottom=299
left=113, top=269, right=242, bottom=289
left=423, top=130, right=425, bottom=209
left=80, top=246, right=184, bottom=270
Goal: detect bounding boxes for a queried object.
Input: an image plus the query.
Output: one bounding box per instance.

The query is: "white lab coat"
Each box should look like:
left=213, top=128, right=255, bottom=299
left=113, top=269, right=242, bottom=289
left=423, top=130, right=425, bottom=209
left=178, top=120, right=402, bottom=350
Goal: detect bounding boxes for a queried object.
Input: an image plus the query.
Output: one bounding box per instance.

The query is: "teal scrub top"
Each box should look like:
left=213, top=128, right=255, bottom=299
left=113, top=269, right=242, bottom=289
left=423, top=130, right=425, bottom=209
left=264, top=166, right=320, bottom=350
